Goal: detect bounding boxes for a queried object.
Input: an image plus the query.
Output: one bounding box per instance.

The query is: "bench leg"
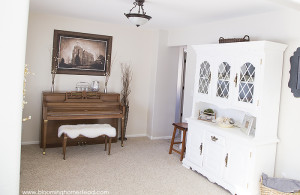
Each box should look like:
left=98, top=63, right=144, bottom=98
left=63, top=133, right=67, bottom=160
left=104, top=135, right=107, bottom=151
left=108, top=137, right=112, bottom=155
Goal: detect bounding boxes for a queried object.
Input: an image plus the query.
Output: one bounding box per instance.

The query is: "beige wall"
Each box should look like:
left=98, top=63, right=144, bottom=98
left=149, top=30, right=179, bottom=139
left=22, top=12, right=160, bottom=143
left=168, top=9, right=300, bottom=180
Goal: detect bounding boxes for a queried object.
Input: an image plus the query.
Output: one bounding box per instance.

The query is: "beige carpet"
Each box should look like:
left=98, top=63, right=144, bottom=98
left=20, top=137, right=230, bottom=195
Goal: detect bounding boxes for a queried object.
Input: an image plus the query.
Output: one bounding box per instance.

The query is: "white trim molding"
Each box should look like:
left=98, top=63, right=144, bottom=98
left=21, top=141, right=40, bottom=145
left=21, top=134, right=149, bottom=145
left=21, top=134, right=169, bottom=145
left=126, top=134, right=147, bottom=138
left=147, top=135, right=172, bottom=140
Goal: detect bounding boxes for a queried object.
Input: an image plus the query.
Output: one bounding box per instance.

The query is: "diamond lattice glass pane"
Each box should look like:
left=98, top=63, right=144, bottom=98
left=240, top=63, right=255, bottom=82
left=216, top=62, right=230, bottom=98
left=198, top=61, right=211, bottom=94
left=238, top=63, right=255, bottom=103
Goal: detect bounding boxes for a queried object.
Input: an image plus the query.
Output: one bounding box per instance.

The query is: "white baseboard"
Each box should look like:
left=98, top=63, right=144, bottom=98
left=21, top=141, right=39, bottom=145
left=126, top=134, right=147, bottom=138
left=20, top=135, right=146, bottom=145
left=21, top=134, right=168, bottom=145
left=147, top=135, right=172, bottom=140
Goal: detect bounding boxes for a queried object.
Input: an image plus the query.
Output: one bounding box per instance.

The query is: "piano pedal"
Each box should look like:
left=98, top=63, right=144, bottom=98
left=78, top=141, right=86, bottom=146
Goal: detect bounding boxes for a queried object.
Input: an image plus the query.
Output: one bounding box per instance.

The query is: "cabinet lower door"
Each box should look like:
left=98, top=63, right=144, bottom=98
left=203, top=142, right=226, bottom=177
left=188, top=144, right=204, bottom=167
left=185, top=123, right=204, bottom=167
left=223, top=145, right=251, bottom=190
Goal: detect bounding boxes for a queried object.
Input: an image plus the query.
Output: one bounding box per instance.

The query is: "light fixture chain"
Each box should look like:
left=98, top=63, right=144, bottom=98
left=129, top=2, right=138, bottom=13
left=141, top=5, right=145, bottom=14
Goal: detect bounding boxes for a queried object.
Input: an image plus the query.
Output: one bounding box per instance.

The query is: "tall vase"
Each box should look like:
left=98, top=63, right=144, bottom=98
left=120, top=105, right=129, bottom=140
left=124, top=105, right=129, bottom=140
left=104, top=84, right=107, bottom=93
left=51, top=82, right=54, bottom=93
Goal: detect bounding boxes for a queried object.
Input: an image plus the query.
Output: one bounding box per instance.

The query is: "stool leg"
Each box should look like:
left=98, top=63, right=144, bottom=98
left=63, top=134, right=67, bottom=160
left=169, top=126, right=177, bottom=154
left=104, top=135, right=107, bottom=151
left=108, top=137, right=111, bottom=155
left=180, top=130, right=187, bottom=161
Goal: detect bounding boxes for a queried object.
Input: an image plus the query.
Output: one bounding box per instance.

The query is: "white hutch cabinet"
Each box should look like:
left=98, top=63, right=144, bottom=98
left=182, top=41, right=287, bottom=195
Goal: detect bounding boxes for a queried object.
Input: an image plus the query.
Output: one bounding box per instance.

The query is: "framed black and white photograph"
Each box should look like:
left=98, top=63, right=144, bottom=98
left=241, top=114, right=254, bottom=135
left=52, top=30, right=112, bottom=76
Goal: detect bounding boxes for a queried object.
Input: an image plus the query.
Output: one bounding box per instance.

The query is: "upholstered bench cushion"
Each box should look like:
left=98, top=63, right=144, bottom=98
left=58, top=124, right=116, bottom=139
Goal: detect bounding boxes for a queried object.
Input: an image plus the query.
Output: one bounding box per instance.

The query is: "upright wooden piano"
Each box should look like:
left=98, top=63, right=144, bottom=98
left=41, top=91, right=125, bottom=154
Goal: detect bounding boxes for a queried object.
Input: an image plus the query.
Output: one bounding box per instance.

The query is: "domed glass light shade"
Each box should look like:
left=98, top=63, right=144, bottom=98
left=124, top=0, right=152, bottom=27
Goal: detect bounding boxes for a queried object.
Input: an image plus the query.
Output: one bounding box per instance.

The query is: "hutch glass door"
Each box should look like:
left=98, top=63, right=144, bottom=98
left=238, top=62, right=255, bottom=104
left=216, top=62, right=231, bottom=99
left=198, top=61, right=211, bottom=95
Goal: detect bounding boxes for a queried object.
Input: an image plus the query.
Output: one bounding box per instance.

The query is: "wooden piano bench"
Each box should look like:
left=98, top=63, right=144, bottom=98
left=58, top=124, right=116, bottom=160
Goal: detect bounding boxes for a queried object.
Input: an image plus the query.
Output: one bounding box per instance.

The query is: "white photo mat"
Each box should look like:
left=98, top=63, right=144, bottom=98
left=241, top=114, right=254, bottom=135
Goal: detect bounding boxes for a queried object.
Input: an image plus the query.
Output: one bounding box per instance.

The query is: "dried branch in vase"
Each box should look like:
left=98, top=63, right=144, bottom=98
left=23, top=64, right=34, bottom=122
left=51, top=54, right=60, bottom=92
left=120, top=62, right=132, bottom=140
left=121, top=63, right=132, bottom=106
left=51, top=63, right=58, bottom=81
left=104, top=53, right=117, bottom=93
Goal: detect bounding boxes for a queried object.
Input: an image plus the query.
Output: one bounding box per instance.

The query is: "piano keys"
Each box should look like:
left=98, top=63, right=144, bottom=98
left=41, top=91, right=125, bottom=154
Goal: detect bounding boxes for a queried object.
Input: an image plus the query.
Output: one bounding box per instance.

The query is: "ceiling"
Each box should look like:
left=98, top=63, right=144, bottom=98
left=29, top=0, right=296, bottom=29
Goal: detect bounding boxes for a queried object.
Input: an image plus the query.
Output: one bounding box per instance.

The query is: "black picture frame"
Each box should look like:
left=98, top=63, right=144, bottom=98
left=52, top=30, right=112, bottom=76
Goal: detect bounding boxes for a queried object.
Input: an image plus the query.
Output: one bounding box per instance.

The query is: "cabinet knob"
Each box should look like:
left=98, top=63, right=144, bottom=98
left=234, top=73, right=238, bottom=87
left=225, top=153, right=228, bottom=167
left=199, top=143, right=203, bottom=155
left=211, top=136, right=218, bottom=142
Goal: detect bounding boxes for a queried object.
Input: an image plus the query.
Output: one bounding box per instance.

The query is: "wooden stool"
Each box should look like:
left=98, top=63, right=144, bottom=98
left=169, top=122, right=188, bottom=161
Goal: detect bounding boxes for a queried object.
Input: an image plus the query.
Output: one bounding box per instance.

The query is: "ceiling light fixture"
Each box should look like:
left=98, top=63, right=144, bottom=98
left=124, top=0, right=152, bottom=27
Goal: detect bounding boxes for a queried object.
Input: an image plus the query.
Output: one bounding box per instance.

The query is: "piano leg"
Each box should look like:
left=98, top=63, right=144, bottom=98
left=121, top=117, right=125, bottom=147
left=43, top=120, right=48, bottom=155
